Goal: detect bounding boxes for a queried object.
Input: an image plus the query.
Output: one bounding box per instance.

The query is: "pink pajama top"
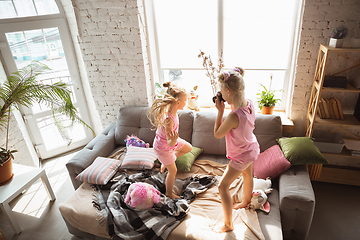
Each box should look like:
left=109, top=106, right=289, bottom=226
left=226, top=100, right=260, bottom=164
left=153, top=112, right=180, bottom=151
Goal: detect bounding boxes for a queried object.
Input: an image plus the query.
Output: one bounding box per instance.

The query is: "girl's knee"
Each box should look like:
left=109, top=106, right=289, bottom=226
left=218, top=182, right=229, bottom=193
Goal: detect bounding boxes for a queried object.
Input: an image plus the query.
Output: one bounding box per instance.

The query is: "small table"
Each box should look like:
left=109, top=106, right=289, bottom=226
left=0, top=164, right=56, bottom=234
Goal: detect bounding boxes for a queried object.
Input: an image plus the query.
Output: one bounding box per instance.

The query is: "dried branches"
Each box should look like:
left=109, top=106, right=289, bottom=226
left=198, top=50, right=224, bottom=96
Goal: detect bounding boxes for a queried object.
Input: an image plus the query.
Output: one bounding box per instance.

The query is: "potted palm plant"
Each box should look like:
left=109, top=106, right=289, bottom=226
left=257, top=75, right=283, bottom=114
left=0, top=61, right=93, bottom=185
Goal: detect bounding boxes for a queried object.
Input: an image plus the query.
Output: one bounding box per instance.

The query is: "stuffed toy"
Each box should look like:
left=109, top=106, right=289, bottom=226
left=187, top=85, right=200, bottom=111
left=247, top=177, right=273, bottom=213
left=125, top=182, right=161, bottom=211
left=125, top=135, right=150, bottom=148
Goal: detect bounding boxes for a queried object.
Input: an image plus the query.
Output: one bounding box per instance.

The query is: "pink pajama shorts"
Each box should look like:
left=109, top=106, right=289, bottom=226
left=154, top=138, right=187, bottom=166
left=229, top=160, right=253, bottom=172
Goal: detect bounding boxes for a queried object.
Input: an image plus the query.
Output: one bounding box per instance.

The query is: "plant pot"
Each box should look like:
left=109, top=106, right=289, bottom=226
left=329, top=38, right=344, bottom=48
left=0, top=157, right=14, bottom=185
left=261, top=106, right=274, bottom=115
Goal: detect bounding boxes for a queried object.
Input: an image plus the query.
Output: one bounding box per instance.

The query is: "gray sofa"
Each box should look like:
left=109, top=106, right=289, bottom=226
left=65, top=106, right=315, bottom=240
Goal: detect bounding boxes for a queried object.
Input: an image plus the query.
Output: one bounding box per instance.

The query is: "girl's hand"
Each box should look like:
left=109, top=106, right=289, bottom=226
left=215, top=95, right=225, bottom=113
left=166, top=131, right=178, bottom=147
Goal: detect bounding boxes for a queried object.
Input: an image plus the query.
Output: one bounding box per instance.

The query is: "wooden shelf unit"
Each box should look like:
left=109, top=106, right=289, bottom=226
left=305, top=44, right=360, bottom=185
left=305, top=44, right=360, bottom=137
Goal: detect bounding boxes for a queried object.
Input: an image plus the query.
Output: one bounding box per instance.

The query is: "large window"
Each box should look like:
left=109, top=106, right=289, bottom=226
left=146, top=0, right=301, bottom=109
left=0, top=0, right=93, bottom=160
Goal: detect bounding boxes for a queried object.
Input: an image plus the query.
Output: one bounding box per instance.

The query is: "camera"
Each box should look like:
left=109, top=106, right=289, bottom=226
left=212, top=91, right=226, bottom=103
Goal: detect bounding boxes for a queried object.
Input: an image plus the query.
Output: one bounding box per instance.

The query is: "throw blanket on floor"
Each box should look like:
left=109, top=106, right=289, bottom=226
left=92, top=170, right=217, bottom=240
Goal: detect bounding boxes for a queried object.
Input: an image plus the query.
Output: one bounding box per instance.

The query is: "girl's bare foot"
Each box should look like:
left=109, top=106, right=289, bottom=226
left=211, top=223, right=234, bottom=233
left=233, top=201, right=249, bottom=210
left=166, top=192, right=180, bottom=199
left=160, top=164, right=165, bottom=173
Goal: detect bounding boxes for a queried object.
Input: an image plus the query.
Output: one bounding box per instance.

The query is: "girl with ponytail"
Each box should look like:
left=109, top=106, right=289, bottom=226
left=148, top=82, right=192, bottom=199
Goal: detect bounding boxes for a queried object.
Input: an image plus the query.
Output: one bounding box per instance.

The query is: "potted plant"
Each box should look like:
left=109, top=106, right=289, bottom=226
left=257, top=75, right=283, bottom=114
left=0, top=61, right=93, bottom=185
left=329, top=25, right=348, bottom=48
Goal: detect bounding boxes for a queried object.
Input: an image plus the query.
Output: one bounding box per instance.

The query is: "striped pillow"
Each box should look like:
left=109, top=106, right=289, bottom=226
left=120, top=146, right=157, bottom=170
left=76, top=157, right=121, bottom=185
left=253, top=145, right=291, bottom=180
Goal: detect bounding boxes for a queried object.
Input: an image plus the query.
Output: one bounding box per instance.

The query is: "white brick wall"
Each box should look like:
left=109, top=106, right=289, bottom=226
left=71, top=0, right=150, bottom=128
left=290, top=0, right=360, bottom=136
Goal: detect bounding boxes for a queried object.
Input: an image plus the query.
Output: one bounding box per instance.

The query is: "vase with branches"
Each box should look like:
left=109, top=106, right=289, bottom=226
left=198, top=50, right=224, bottom=102
left=0, top=61, right=94, bottom=184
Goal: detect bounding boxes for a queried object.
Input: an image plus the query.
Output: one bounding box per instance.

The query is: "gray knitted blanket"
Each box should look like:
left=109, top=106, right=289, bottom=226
left=92, top=170, right=217, bottom=240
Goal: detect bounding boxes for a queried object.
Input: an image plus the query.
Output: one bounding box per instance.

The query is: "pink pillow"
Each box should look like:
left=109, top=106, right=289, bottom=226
left=253, top=145, right=291, bottom=179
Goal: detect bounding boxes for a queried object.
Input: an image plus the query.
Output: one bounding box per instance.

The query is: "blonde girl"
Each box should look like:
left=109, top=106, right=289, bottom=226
left=212, top=67, right=260, bottom=233
left=148, top=82, right=192, bottom=199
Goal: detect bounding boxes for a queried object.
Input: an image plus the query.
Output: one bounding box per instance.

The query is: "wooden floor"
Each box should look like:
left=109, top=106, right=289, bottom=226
left=313, top=165, right=360, bottom=186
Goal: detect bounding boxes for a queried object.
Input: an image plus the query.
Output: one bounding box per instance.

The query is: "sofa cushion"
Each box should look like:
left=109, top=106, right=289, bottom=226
left=192, top=111, right=226, bottom=155
left=175, top=147, right=203, bottom=172
left=115, top=107, right=194, bottom=147
left=277, top=137, right=329, bottom=165
left=75, top=156, right=121, bottom=185
left=115, top=107, right=155, bottom=147
left=120, top=146, right=157, bottom=170
left=257, top=180, right=282, bottom=240
left=253, top=145, right=291, bottom=179
left=253, top=114, right=282, bottom=153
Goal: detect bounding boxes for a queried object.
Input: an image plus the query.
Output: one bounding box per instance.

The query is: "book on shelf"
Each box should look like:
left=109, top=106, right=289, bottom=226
left=321, top=98, right=330, bottom=119
left=318, top=102, right=325, bottom=119
left=330, top=98, right=340, bottom=120
left=333, top=97, right=344, bottom=120
left=317, top=109, right=323, bottom=119
left=325, top=98, right=335, bottom=119
left=319, top=97, right=344, bottom=120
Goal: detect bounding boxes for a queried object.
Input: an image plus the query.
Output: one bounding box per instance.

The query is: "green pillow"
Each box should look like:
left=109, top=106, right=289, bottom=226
left=277, top=137, right=329, bottom=165
left=175, top=147, right=203, bottom=172
left=154, top=147, right=203, bottom=172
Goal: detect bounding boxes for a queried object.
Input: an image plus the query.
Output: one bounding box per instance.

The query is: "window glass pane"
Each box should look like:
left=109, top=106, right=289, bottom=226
left=0, top=0, right=59, bottom=19
left=14, top=0, right=37, bottom=18
left=224, top=0, right=297, bottom=69
left=34, top=0, right=59, bottom=15
left=24, top=29, right=45, bottom=55
left=0, top=1, right=17, bottom=19
left=6, top=32, right=30, bottom=61
left=244, top=70, right=285, bottom=109
left=37, top=112, right=86, bottom=151
left=154, top=0, right=218, bottom=69
left=162, top=69, right=214, bottom=106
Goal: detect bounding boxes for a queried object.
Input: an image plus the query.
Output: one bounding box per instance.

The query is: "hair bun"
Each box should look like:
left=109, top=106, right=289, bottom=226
left=234, top=67, right=245, bottom=77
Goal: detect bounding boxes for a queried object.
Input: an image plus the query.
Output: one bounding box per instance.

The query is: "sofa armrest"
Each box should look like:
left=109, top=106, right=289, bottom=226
left=66, top=123, right=117, bottom=189
left=279, top=165, right=315, bottom=240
